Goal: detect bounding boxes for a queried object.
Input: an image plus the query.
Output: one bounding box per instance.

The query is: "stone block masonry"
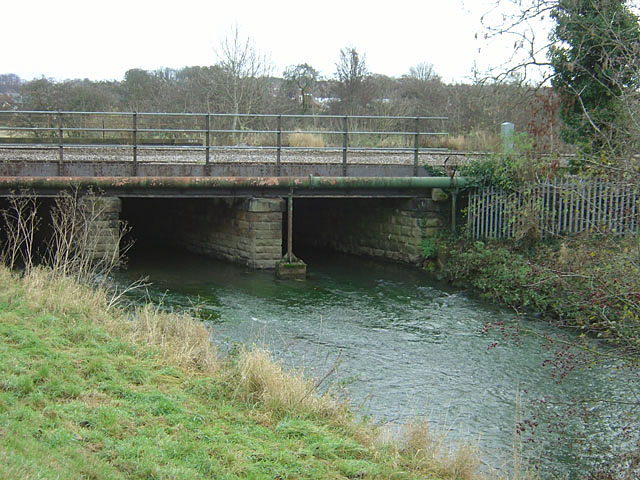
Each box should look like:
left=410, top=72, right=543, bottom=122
left=295, top=197, right=447, bottom=266
left=84, top=196, right=122, bottom=263
left=162, top=198, right=285, bottom=269
left=121, top=195, right=448, bottom=270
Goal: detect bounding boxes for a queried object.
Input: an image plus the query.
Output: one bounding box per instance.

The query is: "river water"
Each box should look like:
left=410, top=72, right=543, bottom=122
left=117, top=246, right=639, bottom=477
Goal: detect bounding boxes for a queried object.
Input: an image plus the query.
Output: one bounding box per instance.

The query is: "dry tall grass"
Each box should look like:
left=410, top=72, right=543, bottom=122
left=287, top=131, right=326, bottom=148
left=13, top=266, right=218, bottom=373
left=237, top=132, right=274, bottom=147
left=431, top=131, right=501, bottom=152
left=21, top=266, right=110, bottom=318
left=233, top=346, right=346, bottom=419
left=124, top=303, right=218, bottom=373
left=390, top=420, right=483, bottom=480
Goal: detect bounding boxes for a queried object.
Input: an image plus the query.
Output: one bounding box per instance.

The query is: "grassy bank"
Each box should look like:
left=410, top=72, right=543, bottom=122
left=0, top=265, right=482, bottom=479
left=437, top=234, right=640, bottom=353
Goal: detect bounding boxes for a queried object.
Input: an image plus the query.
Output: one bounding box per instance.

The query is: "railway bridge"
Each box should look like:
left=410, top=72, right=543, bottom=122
left=0, top=111, right=468, bottom=275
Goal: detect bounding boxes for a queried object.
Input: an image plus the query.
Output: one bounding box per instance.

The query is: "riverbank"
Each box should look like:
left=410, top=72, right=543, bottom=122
left=0, top=265, right=482, bottom=480
left=437, top=234, right=640, bottom=353
left=433, top=234, right=640, bottom=477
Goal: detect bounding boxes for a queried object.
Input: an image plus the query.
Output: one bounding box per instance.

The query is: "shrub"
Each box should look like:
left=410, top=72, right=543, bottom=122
left=439, top=236, right=640, bottom=351
left=421, top=236, right=438, bottom=259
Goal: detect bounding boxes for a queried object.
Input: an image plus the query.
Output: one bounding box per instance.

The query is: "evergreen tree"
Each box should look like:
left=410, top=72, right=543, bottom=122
left=283, top=64, right=318, bottom=114
left=549, top=0, right=640, bottom=160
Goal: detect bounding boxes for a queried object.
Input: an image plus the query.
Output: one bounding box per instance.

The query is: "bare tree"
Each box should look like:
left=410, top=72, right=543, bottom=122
left=399, top=63, right=446, bottom=117
left=46, top=189, right=129, bottom=283
left=480, top=0, right=640, bottom=168
left=407, top=62, right=441, bottom=83
left=178, top=66, right=222, bottom=113
left=334, top=47, right=371, bottom=114
left=1, top=191, right=39, bottom=273
left=478, top=0, right=556, bottom=84
left=216, top=26, right=272, bottom=139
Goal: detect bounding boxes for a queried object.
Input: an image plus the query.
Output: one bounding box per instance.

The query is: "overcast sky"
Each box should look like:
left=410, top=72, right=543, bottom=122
left=3, top=0, right=546, bottom=83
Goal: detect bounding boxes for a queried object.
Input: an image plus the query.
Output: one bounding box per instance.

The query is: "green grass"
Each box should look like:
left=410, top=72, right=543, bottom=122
left=0, top=266, right=481, bottom=480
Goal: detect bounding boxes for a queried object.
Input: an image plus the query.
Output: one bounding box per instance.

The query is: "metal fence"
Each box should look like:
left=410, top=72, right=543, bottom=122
left=467, top=177, right=639, bottom=239
left=0, top=110, right=448, bottom=176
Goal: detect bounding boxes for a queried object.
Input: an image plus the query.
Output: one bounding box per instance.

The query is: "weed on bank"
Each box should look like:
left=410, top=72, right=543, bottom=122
left=439, top=234, right=640, bottom=354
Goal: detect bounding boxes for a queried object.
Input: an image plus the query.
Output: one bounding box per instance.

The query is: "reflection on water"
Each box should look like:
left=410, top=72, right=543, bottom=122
left=117, top=246, right=639, bottom=477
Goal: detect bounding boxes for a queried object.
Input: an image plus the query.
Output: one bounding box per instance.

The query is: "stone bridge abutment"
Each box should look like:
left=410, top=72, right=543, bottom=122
left=294, top=196, right=448, bottom=266
left=0, top=178, right=462, bottom=273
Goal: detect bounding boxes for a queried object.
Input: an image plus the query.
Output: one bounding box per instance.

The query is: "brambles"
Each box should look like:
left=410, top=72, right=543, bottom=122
left=440, top=235, right=640, bottom=476
left=459, top=133, right=553, bottom=190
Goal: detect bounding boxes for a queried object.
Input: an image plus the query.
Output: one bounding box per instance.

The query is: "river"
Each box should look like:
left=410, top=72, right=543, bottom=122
left=117, top=246, right=639, bottom=478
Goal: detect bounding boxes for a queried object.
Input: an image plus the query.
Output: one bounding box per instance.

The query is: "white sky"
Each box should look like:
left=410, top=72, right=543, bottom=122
left=2, top=0, right=544, bottom=84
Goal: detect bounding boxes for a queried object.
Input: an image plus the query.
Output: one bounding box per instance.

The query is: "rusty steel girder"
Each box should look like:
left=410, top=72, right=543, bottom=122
left=0, top=176, right=468, bottom=198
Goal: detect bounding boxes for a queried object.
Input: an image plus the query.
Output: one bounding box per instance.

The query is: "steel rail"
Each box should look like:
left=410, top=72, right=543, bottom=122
left=1, top=110, right=449, bottom=121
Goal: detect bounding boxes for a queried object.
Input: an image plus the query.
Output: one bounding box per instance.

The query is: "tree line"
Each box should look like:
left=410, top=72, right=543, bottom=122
left=5, top=0, right=640, bottom=164
left=0, top=43, right=560, bottom=153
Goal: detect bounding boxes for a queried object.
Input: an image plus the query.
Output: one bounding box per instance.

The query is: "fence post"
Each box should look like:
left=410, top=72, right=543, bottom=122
left=413, top=116, right=420, bottom=176
left=451, top=190, right=457, bottom=234
left=132, top=112, right=138, bottom=176
left=342, top=116, right=348, bottom=177
left=276, top=115, right=282, bottom=177
left=205, top=113, right=211, bottom=176
left=57, top=111, right=63, bottom=176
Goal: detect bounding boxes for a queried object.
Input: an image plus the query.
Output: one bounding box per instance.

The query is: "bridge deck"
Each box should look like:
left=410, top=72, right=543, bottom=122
left=0, top=111, right=474, bottom=197
left=0, top=146, right=480, bottom=178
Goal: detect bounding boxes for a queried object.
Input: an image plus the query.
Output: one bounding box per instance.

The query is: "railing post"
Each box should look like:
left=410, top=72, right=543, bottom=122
left=342, top=115, right=348, bottom=177
left=413, top=116, right=420, bottom=177
left=276, top=115, right=282, bottom=177
left=132, top=112, right=138, bottom=176
left=287, top=188, right=293, bottom=263
left=205, top=113, right=211, bottom=176
left=57, top=111, right=63, bottom=176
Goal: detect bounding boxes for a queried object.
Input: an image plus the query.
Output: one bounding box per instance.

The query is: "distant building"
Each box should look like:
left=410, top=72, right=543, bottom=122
left=0, top=92, right=21, bottom=110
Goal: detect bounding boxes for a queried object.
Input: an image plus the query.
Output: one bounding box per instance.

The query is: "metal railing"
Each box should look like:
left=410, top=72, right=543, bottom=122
left=0, top=111, right=449, bottom=176
left=468, top=178, right=639, bottom=239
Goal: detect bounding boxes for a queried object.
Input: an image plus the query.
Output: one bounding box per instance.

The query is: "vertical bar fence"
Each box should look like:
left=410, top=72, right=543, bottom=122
left=468, top=177, right=640, bottom=239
